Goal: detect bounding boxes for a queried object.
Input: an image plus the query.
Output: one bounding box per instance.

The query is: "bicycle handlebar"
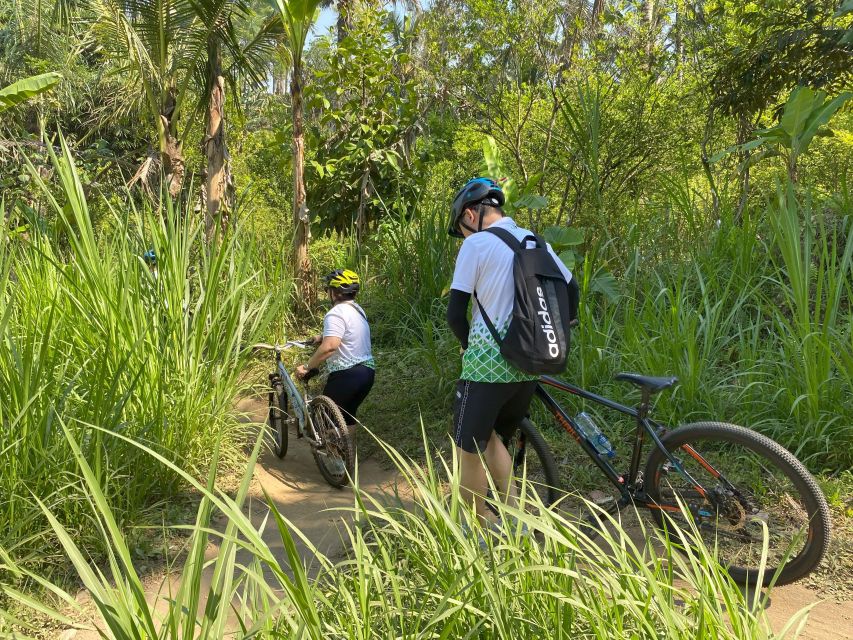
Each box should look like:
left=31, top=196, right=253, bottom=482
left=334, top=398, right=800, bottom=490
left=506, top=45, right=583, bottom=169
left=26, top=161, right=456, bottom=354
left=251, top=340, right=314, bottom=352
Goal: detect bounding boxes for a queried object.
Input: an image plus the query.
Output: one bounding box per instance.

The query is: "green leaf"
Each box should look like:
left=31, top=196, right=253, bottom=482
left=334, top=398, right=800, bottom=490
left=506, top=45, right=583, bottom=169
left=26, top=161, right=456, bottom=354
left=558, top=250, right=577, bottom=271
left=310, top=160, right=325, bottom=178
left=794, top=91, right=853, bottom=156
left=512, top=193, right=548, bottom=210
left=709, top=146, right=738, bottom=164
left=386, top=151, right=400, bottom=172
left=482, top=135, right=503, bottom=177
left=590, top=270, right=621, bottom=302
left=836, top=0, right=853, bottom=16
left=779, top=86, right=821, bottom=139
left=709, top=138, right=766, bottom=163
left=543, top=226, right=584, bottom=250
left=0, top=72, right=61, bottom=113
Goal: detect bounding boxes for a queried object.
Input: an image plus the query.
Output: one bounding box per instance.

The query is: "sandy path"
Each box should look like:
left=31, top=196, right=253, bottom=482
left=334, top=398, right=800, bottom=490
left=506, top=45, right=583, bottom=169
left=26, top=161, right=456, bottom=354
left=70, top=397, right=851, bottom=639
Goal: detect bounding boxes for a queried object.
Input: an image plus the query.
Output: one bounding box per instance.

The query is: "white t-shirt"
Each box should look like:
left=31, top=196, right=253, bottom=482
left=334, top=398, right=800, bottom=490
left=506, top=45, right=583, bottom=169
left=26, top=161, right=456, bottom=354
left=450, top=217, right=573, bottom=382
left=322, top=301, right=375, bottom=373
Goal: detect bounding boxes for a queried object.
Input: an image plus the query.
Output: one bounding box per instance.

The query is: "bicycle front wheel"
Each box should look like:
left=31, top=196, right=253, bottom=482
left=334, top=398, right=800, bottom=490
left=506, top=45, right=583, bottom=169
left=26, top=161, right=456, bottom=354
left=267, top=383, right=289, bottom=459
left=308, top=395, right=354, bottom=488
left=644, top=422, right=831, bottom=586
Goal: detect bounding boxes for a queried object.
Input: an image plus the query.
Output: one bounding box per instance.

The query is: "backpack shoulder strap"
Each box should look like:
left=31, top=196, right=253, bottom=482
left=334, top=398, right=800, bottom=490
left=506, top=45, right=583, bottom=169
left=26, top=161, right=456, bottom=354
left=483, top=226, right=522, bottom=253
left=344, top=301, right=367, bottom=320
left=472, top=227, right=522, bottom=347
left=473, top=292, right=502, bottom=346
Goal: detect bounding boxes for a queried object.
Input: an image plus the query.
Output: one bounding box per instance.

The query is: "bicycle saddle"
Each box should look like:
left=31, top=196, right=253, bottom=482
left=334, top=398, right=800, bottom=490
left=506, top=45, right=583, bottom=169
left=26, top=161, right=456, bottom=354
left=614, top=373, right=678, bottom=394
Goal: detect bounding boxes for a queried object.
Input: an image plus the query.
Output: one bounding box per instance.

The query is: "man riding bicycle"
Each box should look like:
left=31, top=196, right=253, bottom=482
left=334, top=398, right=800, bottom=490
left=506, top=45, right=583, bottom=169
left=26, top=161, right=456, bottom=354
left=446, top=177, right=576, bottom=528
left=296, top=269, right=376, bottom=432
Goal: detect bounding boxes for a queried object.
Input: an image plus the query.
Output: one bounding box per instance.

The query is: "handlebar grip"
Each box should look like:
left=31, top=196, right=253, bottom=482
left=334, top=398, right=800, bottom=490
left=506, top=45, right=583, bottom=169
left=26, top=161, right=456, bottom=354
left=304, top=367, right=320, bottom=381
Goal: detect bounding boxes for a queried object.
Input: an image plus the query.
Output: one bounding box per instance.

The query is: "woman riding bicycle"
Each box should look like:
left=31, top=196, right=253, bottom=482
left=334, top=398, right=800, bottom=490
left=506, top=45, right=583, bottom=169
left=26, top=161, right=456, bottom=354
left=295, top=269, right=376, bottom=432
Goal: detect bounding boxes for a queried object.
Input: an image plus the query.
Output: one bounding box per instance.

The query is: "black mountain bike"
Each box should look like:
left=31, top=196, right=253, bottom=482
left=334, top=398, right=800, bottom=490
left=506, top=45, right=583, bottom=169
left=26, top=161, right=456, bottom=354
left=502, top=372, right=831, bottom=587
left=254, top=341, right=354, bottom=488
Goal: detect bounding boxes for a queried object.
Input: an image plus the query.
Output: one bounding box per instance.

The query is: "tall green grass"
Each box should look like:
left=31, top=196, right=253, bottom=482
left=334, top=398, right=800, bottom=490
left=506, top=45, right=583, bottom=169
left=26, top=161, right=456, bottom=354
left=0, top=425, right=799, bottom=639
left=0, top=133, right=277, bottom=565
left=354, top=175, right=851, bottom=471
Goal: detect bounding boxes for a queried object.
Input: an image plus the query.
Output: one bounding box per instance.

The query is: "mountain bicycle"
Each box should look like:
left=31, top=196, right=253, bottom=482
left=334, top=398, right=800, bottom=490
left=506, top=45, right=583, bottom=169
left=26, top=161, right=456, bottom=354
left=500, top=372, right=831, bottom=587
left=253, top=341, right=354, bottom=488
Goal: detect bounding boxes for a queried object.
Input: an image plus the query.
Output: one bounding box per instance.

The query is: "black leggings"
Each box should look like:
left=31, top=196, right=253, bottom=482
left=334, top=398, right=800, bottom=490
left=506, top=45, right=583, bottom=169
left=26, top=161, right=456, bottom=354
left=322, top=364, right=376, bottom=425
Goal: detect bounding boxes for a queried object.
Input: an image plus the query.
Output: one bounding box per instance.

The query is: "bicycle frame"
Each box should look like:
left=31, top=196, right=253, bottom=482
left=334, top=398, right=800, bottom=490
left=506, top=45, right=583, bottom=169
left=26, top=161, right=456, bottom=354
left=265, top=342, right=322, bottom=444
left=273, top=353, right=308, bottom=435
left=536, top=375, right=715, bottom=511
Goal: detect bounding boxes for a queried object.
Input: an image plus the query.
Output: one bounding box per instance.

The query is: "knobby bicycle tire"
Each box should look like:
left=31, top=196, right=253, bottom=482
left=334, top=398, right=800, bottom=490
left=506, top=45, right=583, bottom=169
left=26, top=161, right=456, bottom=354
left=309, top=395, right=354, bottom=488
left=644, top=422, right=831, bottom=586
left=267, top=384, right=288, bottom=459
left=488, top=418, right=561, bottom=517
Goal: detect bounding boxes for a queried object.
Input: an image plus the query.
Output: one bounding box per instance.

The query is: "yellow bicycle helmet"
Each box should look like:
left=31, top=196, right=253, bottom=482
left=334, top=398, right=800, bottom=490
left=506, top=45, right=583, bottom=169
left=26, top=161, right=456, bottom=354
left=324, top=268, right=361, bottom=295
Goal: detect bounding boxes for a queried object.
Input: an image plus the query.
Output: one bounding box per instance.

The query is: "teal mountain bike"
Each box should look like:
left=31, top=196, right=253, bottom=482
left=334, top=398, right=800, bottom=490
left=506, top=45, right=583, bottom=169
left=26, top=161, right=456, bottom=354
left=254, top=341, right=354, bottom=488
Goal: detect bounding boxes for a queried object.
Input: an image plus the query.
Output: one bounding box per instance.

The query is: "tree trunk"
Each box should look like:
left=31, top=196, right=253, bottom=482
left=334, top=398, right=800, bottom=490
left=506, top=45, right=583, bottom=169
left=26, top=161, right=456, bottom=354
left=539, top=100, right=560, bottom=196
left=204, top=40, right=233, bottom=242
left=733, top=114, right=751, bottom=225
left=674, top=4, right=684, bottom=80
left=591, top=0, right=606, bottom=30
left=336, top=0, right=353, bottom=43
left=700, top=109, right=721, bottom=217
left=157, top=88, right=184, bottom=199
left=291, top=64, right=311, bottom=297
left=273, top=65, right=287, bottom=95
left=644, top=0, right=656, bottom=63
left=356, top=164, right=370, bottom=241
left=159, top=116, right=184, bottom=200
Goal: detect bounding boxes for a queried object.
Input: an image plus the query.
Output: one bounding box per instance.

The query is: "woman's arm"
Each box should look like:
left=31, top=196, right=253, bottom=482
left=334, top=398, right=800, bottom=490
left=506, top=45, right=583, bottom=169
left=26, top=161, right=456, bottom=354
left=297, top=336, right=342, bottom=377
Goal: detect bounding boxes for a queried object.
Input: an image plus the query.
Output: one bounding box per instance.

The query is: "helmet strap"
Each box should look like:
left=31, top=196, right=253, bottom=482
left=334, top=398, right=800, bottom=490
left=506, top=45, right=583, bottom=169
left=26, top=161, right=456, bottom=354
left=457, top=204, right=486, bottom=236
left=459, top=220, right=477, bottom=235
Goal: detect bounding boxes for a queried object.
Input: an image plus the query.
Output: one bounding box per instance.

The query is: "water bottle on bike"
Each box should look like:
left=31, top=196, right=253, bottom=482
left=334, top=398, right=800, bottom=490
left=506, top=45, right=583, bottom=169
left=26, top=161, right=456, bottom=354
left=574, top=411, right=615, bottom=459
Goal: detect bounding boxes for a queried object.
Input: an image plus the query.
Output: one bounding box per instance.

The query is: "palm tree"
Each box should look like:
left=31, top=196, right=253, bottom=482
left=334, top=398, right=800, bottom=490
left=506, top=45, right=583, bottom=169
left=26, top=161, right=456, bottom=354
left=272, top=0, right=322, bottom=290
left=89, top=0, right=271, bottom=205
left=89, top=0, right=200, bottom=198
left=191, top=0, right=281, bottom=239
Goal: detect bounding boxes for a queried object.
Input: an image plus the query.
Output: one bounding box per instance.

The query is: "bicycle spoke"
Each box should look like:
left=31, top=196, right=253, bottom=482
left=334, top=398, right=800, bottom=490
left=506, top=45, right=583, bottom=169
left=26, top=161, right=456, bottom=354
left=652, top=440, right=811, bottom=574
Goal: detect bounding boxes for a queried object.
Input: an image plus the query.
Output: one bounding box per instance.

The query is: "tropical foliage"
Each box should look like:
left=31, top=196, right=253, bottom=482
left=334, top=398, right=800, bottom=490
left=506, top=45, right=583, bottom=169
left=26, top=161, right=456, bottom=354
left=0, top=0, right=852, bottom=635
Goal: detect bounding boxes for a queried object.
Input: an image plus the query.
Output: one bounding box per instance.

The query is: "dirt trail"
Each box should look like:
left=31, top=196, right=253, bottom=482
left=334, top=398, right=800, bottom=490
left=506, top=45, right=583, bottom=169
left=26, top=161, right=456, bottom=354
left=71, top=397, right=851, bottom=639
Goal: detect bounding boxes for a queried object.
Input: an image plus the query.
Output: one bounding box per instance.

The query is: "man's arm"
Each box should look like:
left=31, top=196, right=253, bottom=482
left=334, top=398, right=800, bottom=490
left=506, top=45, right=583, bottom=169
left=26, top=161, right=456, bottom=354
left=446, top=289, right=471, bottom=349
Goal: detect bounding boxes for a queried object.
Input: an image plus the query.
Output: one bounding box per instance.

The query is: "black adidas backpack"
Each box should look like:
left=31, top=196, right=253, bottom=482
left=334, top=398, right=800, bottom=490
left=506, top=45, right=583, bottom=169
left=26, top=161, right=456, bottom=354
left=475, top=226, right=576, bottom=375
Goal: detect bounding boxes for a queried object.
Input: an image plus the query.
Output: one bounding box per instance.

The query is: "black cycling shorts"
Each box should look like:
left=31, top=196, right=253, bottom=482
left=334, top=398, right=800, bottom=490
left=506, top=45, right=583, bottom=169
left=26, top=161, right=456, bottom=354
left=452, top=379, right=537, bottom=454
left=322, top=364, right=375, bottom=426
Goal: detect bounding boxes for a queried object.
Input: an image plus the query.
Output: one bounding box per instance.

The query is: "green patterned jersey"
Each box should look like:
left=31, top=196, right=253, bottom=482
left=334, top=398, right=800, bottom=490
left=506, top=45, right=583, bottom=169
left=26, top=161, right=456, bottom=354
left=461, top=319, right=537, bottom=382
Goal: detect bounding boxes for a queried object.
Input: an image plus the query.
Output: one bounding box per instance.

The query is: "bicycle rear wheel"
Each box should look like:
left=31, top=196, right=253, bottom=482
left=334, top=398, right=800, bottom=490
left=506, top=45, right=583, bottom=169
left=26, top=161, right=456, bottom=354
left=267, top=382, right=289, bottom=459
left=644, top=422, right=831, bottom=586
left=309, top=395, right=354, bottom=488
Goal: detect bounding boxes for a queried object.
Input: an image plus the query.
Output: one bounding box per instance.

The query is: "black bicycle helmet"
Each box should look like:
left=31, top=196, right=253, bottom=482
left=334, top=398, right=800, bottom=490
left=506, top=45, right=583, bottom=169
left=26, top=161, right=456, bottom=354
left=448, top=177, right=505, bottom=238
left=324, top=268, right=361, bottom=295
